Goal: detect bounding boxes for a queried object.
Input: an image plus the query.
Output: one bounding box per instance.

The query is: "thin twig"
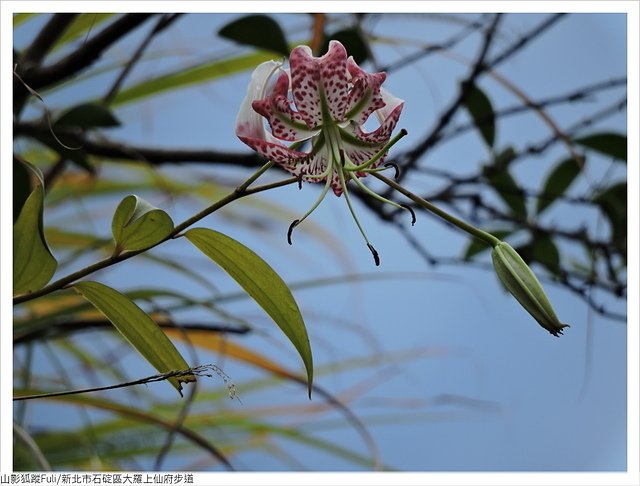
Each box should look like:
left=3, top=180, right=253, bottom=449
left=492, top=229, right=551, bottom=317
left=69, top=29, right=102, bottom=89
left=103, top=14, right=182, bottom=105
left=13, top=364, right=230, bottom=401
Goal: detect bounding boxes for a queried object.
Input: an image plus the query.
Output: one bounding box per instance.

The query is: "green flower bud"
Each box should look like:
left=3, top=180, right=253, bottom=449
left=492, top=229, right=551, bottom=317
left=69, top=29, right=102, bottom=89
left=491, top=241, right=569, bottom=336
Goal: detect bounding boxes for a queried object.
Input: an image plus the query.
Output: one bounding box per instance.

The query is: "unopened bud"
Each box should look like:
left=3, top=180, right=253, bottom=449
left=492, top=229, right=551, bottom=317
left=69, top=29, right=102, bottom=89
left=491, top=242, right=569, bottom=336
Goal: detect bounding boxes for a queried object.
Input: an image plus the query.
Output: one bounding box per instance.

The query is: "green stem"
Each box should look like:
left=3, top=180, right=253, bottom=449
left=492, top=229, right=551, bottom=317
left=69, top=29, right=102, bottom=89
left=373, top=172, right=502, bottom=248
left=14, top=170, right=298, bottom=305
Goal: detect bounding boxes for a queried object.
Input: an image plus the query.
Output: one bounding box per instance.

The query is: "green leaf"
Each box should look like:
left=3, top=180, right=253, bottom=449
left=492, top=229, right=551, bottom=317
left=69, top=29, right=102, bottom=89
left=13, top=13, right=38, bottom=27
left=463, top=229, right=513, bottom=260
left=483, top=150, right=527, bottom=219
left=111, top=195, right=174, bottom=253
left=592, top=182, right=626, bottom=254
left=72, top=281, right=194, bottom=394
left=32, top=133, right=95, bottom=174
left=574, top=132, right=626, bottom=162
left=185, top=227, right=313, bottom=396
left=462, top=82, right=495, bottom=148
left=51, top=14, right=116, bottom=51
left=322, top=29, right=369, bottom=64
left=536, top=158, right=582, bottom=215
left=110, top=51, right=278, bottom=106
left=532, top=235, right=561, bottom=274
left=55, top=103, right=120, bottom=129
left=218, top=14, right=289, bottom=57
left=13, top=157, right=32, bottom=222
left=13, top=160, right=58, bottom=296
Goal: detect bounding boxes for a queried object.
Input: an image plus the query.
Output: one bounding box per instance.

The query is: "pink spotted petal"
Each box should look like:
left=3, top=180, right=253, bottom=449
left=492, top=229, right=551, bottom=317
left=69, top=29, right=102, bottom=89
left=238, top=135, right=308, bottom=170
left=319, top=41, right=349, bottom=122
left=236, top=60, right=282, bottom=139
left=290, top=41, right=349, bottom=128
left=252, top=71, right=318, bottom=142
left=344, top=57, right=386, bottom=125
left=345, top=100, right=404, bottom=145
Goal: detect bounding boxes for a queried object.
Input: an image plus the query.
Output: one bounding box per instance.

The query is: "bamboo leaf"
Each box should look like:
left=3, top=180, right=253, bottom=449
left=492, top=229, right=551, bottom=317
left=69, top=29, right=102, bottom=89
left=13, top=160, right=58, bottom=296
left=110, top=51, right=279, bottom=106
left=218, top=14, right=289, bottom=57
left=51, top=14, right=116, bottom=51
left=185, top=228, right=313, bottom=396
left=111, top=195, right=174, bottom=253
left=72, top=281, right=194, bottom=394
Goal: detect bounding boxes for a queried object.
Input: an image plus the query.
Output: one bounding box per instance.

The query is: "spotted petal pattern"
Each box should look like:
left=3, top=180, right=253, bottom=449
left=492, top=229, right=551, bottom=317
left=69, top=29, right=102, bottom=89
left=236, top=41, right=404, bottom=191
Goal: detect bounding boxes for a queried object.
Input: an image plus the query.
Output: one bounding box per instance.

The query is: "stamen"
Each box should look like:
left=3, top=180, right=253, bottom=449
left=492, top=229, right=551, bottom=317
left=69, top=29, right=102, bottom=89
left=401, top=204, right=416, bottom=226
left=336, top=163, right=382, bottom=267
left=287, top=219, right=300, bottom=245
left=343, top=128, right=409, bottom=173
left=349, top=173, right=417, bottom=226
left=384, top=162, right=401, bottom=181
left=367, top=243, right=380, bottom=266
left=297, top=176, right=303, bottom=190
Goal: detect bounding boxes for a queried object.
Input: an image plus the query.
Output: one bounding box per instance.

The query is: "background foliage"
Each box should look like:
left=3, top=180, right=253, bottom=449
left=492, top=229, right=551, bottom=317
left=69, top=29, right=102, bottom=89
left=12, top=12, right=627, bottom=471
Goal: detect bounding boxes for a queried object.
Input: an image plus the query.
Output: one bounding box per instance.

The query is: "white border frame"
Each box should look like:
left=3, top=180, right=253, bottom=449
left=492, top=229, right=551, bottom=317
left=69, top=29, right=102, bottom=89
left=2, top=2, right=638, bottom=485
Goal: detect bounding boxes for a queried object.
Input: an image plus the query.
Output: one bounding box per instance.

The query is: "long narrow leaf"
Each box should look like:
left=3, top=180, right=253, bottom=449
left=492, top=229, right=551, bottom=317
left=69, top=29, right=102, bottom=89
left=185, top=228, right=313, bottom=396
left=72, top=281, right=194, bottom=394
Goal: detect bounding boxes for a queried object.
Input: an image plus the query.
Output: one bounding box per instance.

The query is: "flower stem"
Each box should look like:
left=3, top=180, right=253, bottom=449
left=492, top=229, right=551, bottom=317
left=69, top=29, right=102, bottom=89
left=14, top=169, right=298, bottom=305
left=373, top=172, right=502, bottom=248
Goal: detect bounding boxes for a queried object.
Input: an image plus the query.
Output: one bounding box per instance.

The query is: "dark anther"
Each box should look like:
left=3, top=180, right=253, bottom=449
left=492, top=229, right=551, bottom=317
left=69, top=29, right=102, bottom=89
left=399, top=128, right=408, bottom=136
left=367, top=243, right=380, bottom=266
left=339, top=149, right=346, bottom=167
left=384, top=162, right=401, bottom=181
left=287, top=219, right=300, bottom=245
left=401, top=204, right=416, bottom=226
left=297, top=176, right=303, bottom=190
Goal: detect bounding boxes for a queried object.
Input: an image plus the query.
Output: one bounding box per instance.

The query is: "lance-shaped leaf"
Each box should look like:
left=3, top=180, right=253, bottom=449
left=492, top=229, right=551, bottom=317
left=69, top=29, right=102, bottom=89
left=536, top=157, right=582, bottom=215
left=185, top=227, right=313, bottom=396
left=72, top=281, right=194, bottom=394
left=112, top=195, right=174, bottom=254
left=462, top=82, right=496, bottom=148
left=13, top=160, right=58, bottom=296
left=574, top=132, right=626, bottom=162
left=218, top=14, right=290, bottom=57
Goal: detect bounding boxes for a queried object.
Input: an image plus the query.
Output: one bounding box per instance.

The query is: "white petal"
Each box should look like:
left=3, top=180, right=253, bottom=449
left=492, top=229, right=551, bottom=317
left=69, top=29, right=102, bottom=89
left=375, top=87, right=404, bottom=124
left=235, top=60, right=282, bottom=139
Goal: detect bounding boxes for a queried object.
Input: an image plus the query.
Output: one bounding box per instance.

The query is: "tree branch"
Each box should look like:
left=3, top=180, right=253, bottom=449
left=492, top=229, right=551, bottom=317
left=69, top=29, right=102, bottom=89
left=21, top=14, right=154, bottom=94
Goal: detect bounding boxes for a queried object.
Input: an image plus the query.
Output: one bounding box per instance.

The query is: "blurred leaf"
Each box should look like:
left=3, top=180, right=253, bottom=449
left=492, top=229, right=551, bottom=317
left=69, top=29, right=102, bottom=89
left=111, top=51, right=278, bottom=106
left=13, top=13, right=38, bottom=27
left=575, top=132, right=626, bottom=162
left=12, top=391, right=231, bottom=468
left=462, top=82, right=495, bottom=148
left=533, top=235, right=561, bottom=274
left=185, top=228, right=313, bottom=395
left=13, top=160, right=58, bottom=296
left=536, top=157, right=582, bottom=215
left=483, top=150, right=527, bottom=219
left=55, top=103, right=120, bottom=129
left=218, top=14, right=289, bottom=57
left=463, top=229, right=512, bottom=260
left=321, top=28, right=369, bottom=64
left=592, top=182, right=626, bottom=254
left=32, top=133, right=95, bottom=175
left=111, top=195, right=174, bottom=253
left=72, top=281, right=194, bottom=394
left=13, top=156, right=32, bottom=222
left=51, top=14, right=115, bottom=51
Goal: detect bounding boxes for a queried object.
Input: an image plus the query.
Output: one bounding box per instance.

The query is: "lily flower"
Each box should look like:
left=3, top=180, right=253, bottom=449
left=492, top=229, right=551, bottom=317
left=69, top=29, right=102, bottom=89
left=236, top=40, right=412, bottom=265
